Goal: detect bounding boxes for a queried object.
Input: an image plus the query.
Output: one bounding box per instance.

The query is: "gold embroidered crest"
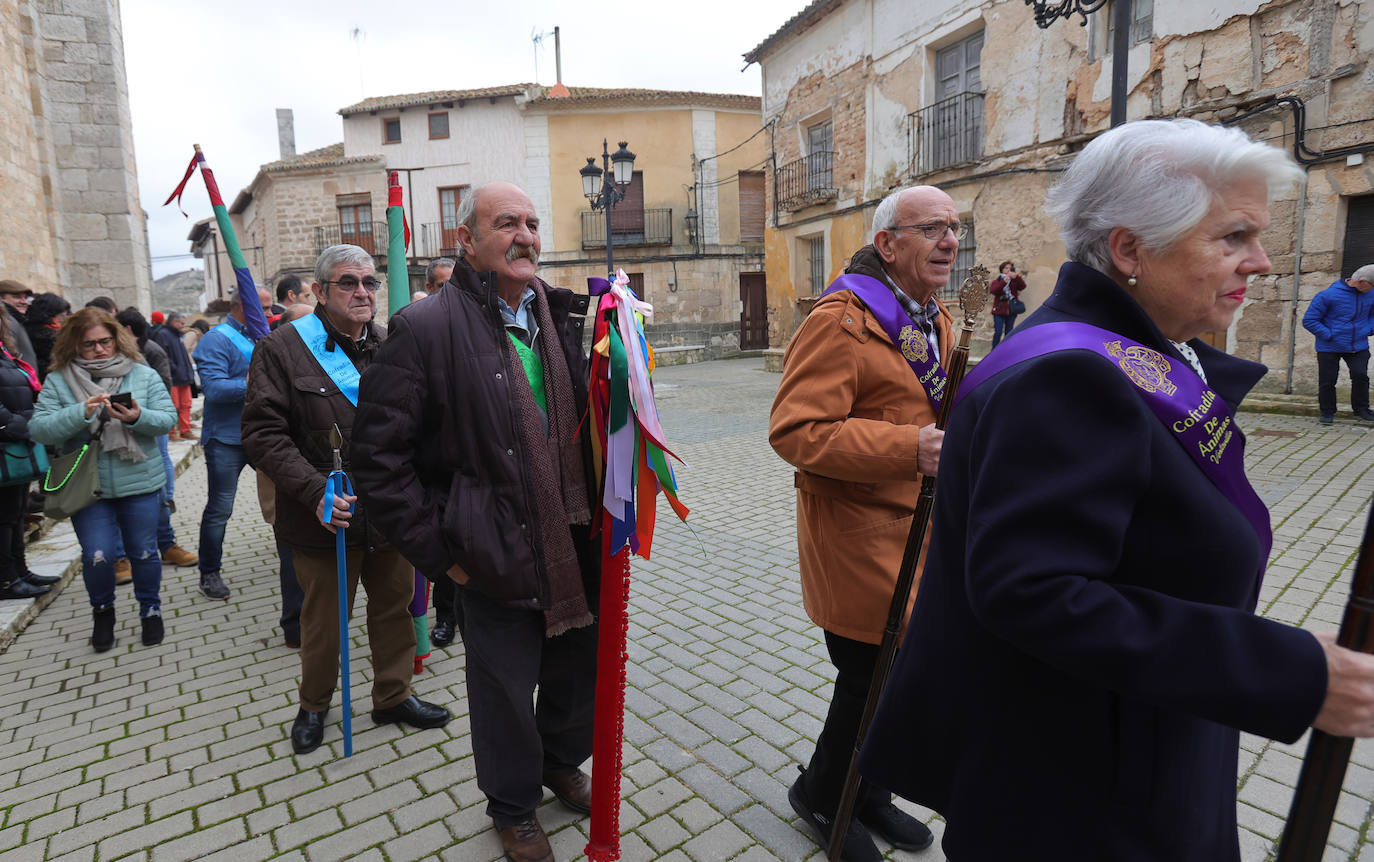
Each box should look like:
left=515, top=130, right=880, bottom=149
left=899, top=324, right=930, bottom=364
left=1105, top=340, right=1177, bottom=396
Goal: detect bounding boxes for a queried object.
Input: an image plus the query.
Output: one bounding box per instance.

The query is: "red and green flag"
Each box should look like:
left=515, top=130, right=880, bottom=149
left=387, top=170, right=410, bottom=316
left=163, top=144, right=271, bottom=340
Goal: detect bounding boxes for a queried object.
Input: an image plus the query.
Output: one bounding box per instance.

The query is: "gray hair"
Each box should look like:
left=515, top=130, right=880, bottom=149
left=166, top=311, right=185, bottom=324
left=314, top=244, right=374, bottom=286
left=454, top=191, right=481, bottom=259
left=1350, top=264, right=1374, bottom=285
left=1045, top=118, right=1303, bottom=274
left=871, top=188, right=906, bottom=243
left=426, top=257, right=455, bottom=285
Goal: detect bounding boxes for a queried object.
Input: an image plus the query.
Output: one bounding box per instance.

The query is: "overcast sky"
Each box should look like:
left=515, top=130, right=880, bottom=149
left=125, top=0, right=799, bottom=279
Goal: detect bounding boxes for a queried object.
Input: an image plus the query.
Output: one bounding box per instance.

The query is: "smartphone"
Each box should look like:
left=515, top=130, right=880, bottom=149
left=109, top=392, right=133, bottom=408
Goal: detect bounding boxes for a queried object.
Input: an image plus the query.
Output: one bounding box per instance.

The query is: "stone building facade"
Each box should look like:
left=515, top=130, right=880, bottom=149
left=747, top=0, right=1374, bottom=393
left=0, top=0, right=152, bottom=308
left=228, top=144, right=387, bottom=300
left=218, top=86, right=768, bottom=353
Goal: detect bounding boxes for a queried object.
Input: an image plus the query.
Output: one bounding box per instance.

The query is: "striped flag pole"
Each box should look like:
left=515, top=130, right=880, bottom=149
left=386, top=170, right=410, bottom=317
left=383, top=171, right=431, bottom=672
left=163, top=145, right=270, bottom=340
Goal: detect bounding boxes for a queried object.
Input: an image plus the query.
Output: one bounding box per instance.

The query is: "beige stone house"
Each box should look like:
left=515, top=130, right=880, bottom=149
left=747, top=0, right=1374, bottom=393
left=217, top=85, right=767, bottom=355
left=1, top=0, right=152, bottom=308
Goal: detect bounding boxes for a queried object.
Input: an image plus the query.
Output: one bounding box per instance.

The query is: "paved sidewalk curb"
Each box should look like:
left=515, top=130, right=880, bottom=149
left=0, top=436, right=203, bottom=654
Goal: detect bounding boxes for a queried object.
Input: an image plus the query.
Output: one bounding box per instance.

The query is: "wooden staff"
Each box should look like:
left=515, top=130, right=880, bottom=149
left=827, top=265, right=990, bottom=860
left=1275, top=498, right=1374, bottom=862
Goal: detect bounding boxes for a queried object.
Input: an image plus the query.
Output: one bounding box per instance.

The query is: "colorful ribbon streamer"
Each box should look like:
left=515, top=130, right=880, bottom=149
left=585, top=270, right=689, bottom=862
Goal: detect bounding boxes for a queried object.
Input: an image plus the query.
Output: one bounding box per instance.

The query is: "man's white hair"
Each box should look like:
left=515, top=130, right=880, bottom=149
left=1044, top=118, right=1303, bottom=275
left=1350, top=264, right=1374, bottom=285
left=870, top=189, right=906, bottom=244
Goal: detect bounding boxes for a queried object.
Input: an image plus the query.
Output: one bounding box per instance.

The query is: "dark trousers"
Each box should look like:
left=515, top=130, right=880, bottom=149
left=1317, top=349, right=1370, bottom=417
left=198, top=440, right=248, bottom=576
left=457, top=585, right=597, bottom=827
left=433, top=573, right=459, bottom=626
left=991, top=312, right=1019, bottom=348
left=0, top=484, right=27, bottom=585
left=278, top=537, right=303, bottom=642
left=291, top=545, right=415, bottom=713
left=802, top=630, right=891, bottom=818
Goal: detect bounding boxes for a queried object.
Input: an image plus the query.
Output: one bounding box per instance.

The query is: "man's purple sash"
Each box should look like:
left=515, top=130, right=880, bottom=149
left=957, top=322, right=1272, bottom=562
left=824, top=274, right=947, bottom=411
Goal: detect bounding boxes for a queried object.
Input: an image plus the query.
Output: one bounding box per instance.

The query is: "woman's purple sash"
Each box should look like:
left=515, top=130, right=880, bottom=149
left=824, top=274, right=948, bottom=411
left=957, top=322, right=1272, bottom=561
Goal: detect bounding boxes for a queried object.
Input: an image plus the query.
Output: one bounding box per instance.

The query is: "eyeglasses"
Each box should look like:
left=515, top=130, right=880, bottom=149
left=79, top=336, right=115, bottom=352
left=888, top=222, right=968, bottom=241
left=322, top=276, right=382, bottom=293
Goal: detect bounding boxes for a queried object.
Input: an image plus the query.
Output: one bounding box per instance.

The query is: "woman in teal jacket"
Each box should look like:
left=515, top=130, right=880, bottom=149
left=31, top=308, right=176, bottom=651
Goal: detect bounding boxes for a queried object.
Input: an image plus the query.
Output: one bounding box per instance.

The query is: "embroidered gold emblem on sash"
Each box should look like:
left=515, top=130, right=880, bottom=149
left=1105, top=340, right=1177, bottom=396
left=899, top=324, right=930, bottom=364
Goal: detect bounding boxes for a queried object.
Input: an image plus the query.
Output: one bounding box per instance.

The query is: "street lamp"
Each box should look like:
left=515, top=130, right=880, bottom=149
left=1023, top=0, right=1132, bottom=126
left=581, top=139, right=636, bottom=278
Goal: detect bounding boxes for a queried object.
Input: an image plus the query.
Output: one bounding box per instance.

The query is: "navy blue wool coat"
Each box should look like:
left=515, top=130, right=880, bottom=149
left=857, top=262, right=1328, bottom=861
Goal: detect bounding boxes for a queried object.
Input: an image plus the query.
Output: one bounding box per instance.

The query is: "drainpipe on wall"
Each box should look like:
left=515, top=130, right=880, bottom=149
left=1285, top=167, right=1310, bottom=394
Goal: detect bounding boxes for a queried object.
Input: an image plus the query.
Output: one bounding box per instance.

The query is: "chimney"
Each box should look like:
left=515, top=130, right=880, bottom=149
left=276, top=108, right=296, bottom=159
left=547, top=26, right=571, bottom=98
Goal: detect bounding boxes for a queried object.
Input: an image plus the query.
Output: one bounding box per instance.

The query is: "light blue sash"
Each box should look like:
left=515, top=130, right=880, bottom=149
left=212, top=321, right=254, bottom=361
left=291, top=313, right=360, bottom=406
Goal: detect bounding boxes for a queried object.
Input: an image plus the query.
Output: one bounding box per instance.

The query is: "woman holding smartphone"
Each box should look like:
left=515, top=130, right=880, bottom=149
left=31, top=308, right=175, bottom=652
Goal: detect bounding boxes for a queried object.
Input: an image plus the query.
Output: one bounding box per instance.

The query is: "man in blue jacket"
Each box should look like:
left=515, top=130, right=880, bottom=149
left=193, top=286, right=273, bottom=599
left=1303, top=264, right=1374, bottom=425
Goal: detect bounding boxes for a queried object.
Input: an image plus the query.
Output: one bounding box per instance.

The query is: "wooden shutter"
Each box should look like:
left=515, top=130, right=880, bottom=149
left=739, top=172, right=765, bottom=242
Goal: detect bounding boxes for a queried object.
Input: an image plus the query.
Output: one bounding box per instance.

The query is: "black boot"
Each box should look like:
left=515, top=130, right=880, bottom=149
left=92, top=605, right=116, bottom=652
left=0, top=577, right=49, bottom=599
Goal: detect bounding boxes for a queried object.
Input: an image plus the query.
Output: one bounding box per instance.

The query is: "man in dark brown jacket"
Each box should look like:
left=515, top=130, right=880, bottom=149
left=243, top=243, right=450, bottom=756
left=353, top=183, right=599, bottom=862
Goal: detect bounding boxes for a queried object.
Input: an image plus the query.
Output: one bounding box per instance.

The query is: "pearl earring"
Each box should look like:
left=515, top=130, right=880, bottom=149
left=1127, top=274, right=1138, bottom=287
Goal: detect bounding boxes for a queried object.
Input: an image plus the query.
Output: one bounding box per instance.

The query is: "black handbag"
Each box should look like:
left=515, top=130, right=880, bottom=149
left=0, top=439, right=48, bottom=487
left=1009, top=297, right=1027, bottom=315
left=42, top=418, right=106, bottom=520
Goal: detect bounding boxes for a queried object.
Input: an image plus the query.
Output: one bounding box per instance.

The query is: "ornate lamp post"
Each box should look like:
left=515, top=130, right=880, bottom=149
left=1024, top=0, right=1133, bottom=126
left=580, top=139, right=637, bottom=278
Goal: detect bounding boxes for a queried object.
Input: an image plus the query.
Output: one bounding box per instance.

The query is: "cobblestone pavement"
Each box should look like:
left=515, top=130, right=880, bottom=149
left=2, top=358, right=1373, bottom=862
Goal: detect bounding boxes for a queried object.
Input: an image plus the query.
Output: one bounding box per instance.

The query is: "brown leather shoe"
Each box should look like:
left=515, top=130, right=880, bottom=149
left=542, top=768, right=592, bottom=815
left=114, top=558, right=132, bottom=585
left=498, top=818, right=553, bottom=862
left=161, top=544, right=199, bottom=567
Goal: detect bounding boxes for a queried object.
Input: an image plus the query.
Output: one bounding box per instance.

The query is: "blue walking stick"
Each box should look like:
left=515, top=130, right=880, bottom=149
left=325, top=424, right=355, bottom=757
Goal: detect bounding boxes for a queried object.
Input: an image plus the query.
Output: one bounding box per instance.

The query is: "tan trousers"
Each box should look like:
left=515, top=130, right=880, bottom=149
left=292, top=545, right=415, bottom=713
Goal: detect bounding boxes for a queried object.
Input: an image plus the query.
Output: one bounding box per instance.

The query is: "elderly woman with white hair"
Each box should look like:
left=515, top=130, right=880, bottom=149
left=855, top=118, right=1374, bottom=860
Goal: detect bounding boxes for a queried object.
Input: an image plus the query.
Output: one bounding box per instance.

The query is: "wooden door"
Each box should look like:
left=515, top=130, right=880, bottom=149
left=609, top=172, right=645, bottom=241
left=740, top=272, right=768, bottom=350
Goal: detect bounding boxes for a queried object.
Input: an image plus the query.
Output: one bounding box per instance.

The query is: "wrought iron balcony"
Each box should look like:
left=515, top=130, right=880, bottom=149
left=417, top=222, right=462, bottom=259
left=580, top=207, right=673, bottom=249
left=313, top=220, right=388, bottom=257
left=774, top=151, right=836, bottom=212
left=910, top=91, right=985, bottom=175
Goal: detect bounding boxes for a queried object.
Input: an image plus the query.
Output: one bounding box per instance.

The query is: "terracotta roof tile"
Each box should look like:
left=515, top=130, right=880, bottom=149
left=525, top=86, right=759, bottom=110
left=259, top=143, right=382, bottom=174
left=338, top=85, right=536, bottom=115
